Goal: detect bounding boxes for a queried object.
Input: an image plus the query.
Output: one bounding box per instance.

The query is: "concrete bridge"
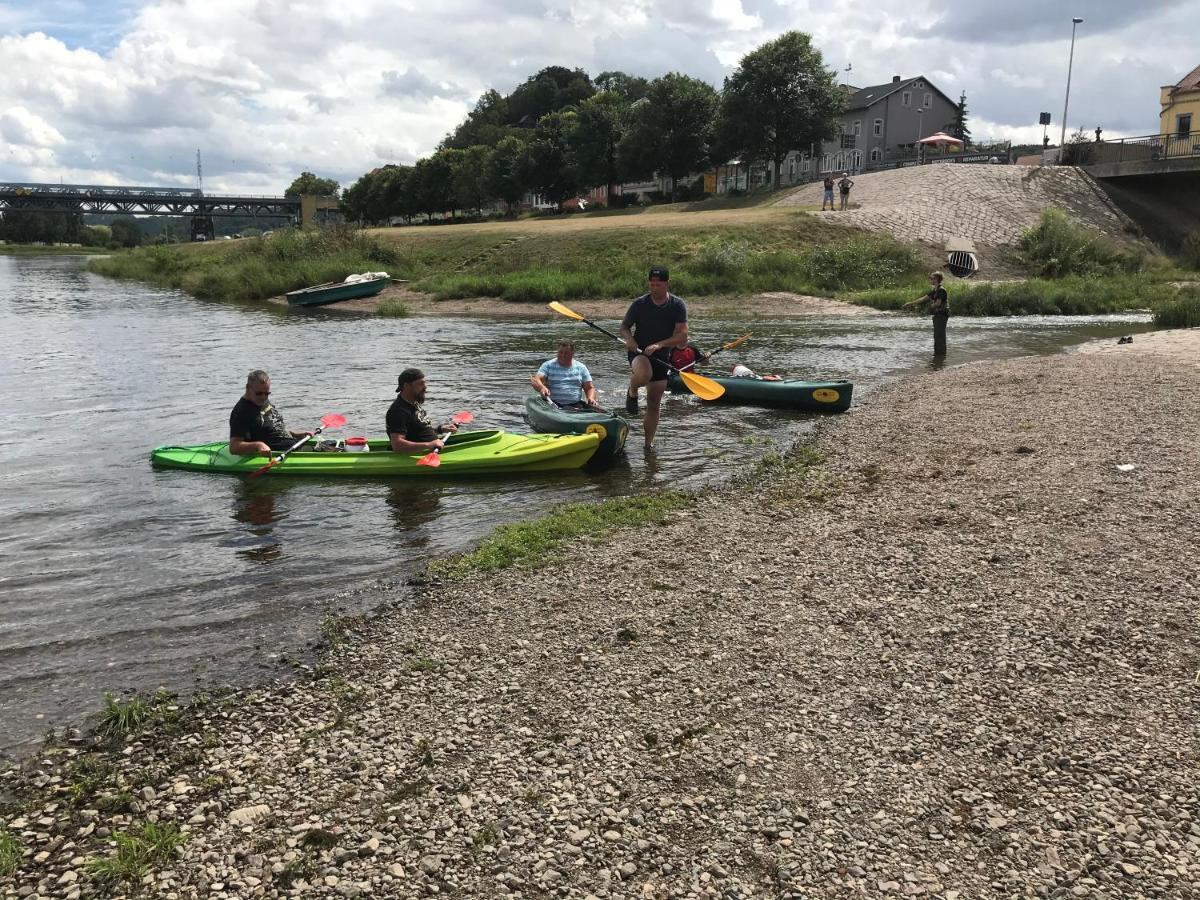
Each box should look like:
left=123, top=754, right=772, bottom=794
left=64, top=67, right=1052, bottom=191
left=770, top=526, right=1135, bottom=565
left=1081, top=132, right=1200, bottom=252
left=0, top=182, right=340, bottom=239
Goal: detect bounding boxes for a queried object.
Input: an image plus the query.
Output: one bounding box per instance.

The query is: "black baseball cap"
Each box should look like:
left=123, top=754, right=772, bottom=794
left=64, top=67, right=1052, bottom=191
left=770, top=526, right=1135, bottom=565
left=396, top=367, right=425, bottom=391
left=648, top=265, right=669, bottom=281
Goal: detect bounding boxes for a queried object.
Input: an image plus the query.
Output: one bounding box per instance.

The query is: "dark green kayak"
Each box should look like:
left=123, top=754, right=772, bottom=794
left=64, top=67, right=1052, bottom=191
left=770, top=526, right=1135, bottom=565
left=524, top=396, right=628, bottom=460
left=286, top=275, right=389, bottom=307
left=667, top=373, right=853, bottom=412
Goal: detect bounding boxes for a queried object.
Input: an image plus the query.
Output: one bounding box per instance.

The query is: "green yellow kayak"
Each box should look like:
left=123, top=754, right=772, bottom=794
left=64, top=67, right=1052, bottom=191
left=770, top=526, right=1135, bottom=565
left=150, top=430, right=600, bottom=476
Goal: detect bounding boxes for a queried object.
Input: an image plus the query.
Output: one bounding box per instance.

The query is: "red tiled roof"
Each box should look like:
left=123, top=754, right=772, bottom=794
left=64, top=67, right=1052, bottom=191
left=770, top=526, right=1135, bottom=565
left=1173, top=63, right=1200, bottom=93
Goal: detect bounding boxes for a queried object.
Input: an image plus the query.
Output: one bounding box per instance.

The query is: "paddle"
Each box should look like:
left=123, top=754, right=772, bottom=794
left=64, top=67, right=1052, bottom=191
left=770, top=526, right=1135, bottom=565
left=677, top=332, right=752, bottom=373
left=547, top=301, right=725, bottom=401
left=250, top=413, right=346, bottom=478
left=415, top=411, right=476, bottom=468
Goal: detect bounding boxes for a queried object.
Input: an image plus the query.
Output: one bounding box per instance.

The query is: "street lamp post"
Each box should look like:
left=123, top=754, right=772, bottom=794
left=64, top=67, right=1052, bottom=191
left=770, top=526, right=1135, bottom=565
left=916, top=109, right=925, bottom=163
left=1059, top=16, right=1083, bottom=161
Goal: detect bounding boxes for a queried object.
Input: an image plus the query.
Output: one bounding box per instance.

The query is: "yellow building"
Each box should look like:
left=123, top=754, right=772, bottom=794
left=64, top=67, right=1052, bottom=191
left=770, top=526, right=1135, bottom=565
left=1160, top=63, right=1199, bottom=138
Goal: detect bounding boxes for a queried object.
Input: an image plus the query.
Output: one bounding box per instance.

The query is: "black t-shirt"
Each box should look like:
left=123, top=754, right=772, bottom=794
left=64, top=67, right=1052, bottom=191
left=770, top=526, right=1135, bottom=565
left=839, top=178, right=853, bottom=194
left=927, top=286, right=949, bottom=317
left=823, top=176, right=834, bottom=190
left=621, top=294, right=687, bottom=350
left=229, top=397, right=293, bottom=451
left=386, top=396, right=436, bottom=442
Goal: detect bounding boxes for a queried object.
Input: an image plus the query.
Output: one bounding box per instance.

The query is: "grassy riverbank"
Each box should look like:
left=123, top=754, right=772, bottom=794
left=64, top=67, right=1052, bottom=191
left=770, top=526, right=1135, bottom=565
left=0, top=244, right=109, bottom=255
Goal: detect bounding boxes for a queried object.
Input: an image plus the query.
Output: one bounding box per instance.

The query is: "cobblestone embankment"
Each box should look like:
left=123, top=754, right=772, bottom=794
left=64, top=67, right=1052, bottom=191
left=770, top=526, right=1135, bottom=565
left=2, top=332, right=1198, bottom=899
left=777, top=165, right=1134, bottom=249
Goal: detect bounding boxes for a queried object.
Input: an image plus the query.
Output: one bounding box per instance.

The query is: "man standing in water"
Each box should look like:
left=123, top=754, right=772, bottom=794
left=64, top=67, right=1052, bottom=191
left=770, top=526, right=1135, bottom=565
left=904, top=272, right=950, bottom=356
left=229, top=370, right=312, bottom=455
left=620, top=266, right=688, bottom=450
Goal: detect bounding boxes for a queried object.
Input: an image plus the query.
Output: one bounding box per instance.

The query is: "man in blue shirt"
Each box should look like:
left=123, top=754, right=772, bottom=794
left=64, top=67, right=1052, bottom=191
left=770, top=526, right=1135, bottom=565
left=531, top=340, right=598, bottom=408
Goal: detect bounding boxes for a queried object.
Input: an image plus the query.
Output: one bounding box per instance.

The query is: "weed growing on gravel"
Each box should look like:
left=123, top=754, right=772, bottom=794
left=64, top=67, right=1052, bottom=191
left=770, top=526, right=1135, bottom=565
left=67, top=754, right=116, bottom=805
left=1153, top=287, right=1200, bottom=327
left=300, top=828, right=338, bottom=849
left=473, top=823, right=500, bottom=849
left=86, top=822, right=184, bottom=883
left=409, top=657, right=444, bottom=672
left=95, top=693, right=151, bottom=739
left=430, top=491, right=690, bottom=580
left=277, top=857, right=318, bottom=889
left=1018, top=209, right=1146, bottom=278
left=0, top=827, right=19, bottom=877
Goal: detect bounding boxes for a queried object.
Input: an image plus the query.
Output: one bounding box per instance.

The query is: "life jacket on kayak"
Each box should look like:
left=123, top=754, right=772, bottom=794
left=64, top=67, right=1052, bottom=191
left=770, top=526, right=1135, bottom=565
left=670, top=346, right=699, bottom=370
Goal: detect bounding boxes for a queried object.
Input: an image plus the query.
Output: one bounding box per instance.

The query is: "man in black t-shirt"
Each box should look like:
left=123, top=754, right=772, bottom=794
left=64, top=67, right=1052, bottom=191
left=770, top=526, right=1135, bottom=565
left=228, top=369, right=312, bottom=455
left=386, top=368, right=459, bottom=453
left=903, top=272, right=950, bottom=355
left=619, top=265, right=689, bottom=449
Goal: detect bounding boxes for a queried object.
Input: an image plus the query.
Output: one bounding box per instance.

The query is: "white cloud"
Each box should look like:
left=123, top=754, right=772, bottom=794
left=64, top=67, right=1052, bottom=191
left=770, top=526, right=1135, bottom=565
left=0, top=0, right=1192, bottom=192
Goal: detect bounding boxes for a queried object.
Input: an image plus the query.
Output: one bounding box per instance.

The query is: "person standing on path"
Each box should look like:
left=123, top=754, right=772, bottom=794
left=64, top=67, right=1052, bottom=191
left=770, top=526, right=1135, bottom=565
left=903, top=272, right=950, bottom=356
left=531, top=339, right=599, bottom=409
left=838, top=172, right=854, bottom=210
left=821, top=173, right=835, bottom=211
left=619, top=266, right=689, bottom=450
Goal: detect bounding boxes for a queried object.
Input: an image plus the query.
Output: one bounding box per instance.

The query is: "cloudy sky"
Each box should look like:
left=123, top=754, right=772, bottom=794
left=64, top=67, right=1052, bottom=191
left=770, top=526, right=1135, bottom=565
left=0, top=0, right=1195, bottom=193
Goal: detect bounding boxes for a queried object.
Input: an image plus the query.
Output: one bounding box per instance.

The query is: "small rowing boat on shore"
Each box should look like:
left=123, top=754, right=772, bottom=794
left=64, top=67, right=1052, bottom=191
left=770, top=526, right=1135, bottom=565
left=524, top=396, right=628, bottom=461
left=151, top=430, right=600, bottom=476
left=666, top=373, right=853, bottom=412
left=285, top=273, right=390, bottom=307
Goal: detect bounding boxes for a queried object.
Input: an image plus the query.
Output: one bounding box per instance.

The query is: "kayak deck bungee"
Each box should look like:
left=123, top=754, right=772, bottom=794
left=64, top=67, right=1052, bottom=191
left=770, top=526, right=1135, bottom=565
left=524, top=396, right=628, bottom=461
left=666, top=373, right=853, bottom=412
left=151, top=429, right=600, bottom=476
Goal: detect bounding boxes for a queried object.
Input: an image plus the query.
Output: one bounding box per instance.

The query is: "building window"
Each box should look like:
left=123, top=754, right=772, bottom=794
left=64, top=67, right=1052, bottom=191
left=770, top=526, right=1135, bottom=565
left=916, top=80, right=925, bottom=89
left=789, top=159, right=795, bottom=179
left=873, top=118, right=883, bottom=136
left=923, top=93, right=932, bottom=109
left=902, top=91, right=911, bottom=107
left=850, top=150, right=862, bottom=171
left=870, top=147, right=881, bottom=162
left=1178, top=113, right=1193, bottom=136
left=853, top=120, right=861, bottom=136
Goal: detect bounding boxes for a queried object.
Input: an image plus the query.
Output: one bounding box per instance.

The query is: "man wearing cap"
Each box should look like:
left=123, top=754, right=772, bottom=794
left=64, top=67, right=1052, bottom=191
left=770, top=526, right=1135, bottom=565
left=619, top=266, right=689, bottom=449
left=386, top=368, right=459, bottom=453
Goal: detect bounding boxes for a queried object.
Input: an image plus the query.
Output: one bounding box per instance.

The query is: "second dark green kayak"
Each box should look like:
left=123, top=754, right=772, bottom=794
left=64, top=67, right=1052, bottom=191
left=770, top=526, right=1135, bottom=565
left=667, top=373, right=853, bottom=412
left=524, top=396, right=629, bottom=460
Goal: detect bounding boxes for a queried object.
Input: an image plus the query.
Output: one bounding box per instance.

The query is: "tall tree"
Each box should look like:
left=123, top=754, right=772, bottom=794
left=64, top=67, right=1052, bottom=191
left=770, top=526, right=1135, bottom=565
left=413, top=150, right=461, bottom=220
left=619, top=73, right=718, bottom=199
left=518, top=110, right=581, bottom=208
left=284, top=171, right=341, bottom=197
left=571, top=92, right=629, bottom=200
left=441, top=89, right=512, bottom=149
left=484, top=135, right=531, bottom=213
left=453, top=145, right=495, bottom=214
left=508, top=66, right=594, bottom=125
left=713, top=31, right=843, bottom=188
left=594, top=71, right=650, bottom=103
left=946, top=91, right=972, bottom=146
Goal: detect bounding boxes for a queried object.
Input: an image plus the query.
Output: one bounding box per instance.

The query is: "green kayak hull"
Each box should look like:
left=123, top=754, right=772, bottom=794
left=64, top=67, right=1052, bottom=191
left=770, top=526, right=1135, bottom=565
left=285, top=276, right=388, bottom=307
left=667, top=373, right=853, bottom=412
left=150, top=429, right=600, bottom=476
left=524, top=396, right=628, bottom=461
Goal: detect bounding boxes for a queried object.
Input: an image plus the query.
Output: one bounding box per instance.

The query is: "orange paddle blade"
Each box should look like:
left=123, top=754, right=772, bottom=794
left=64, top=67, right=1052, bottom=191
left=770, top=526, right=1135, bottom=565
left=321, top=413, right=347, bottom=429
left=450, top=411, right=474, bottom=425
left=415, top=451, right=441, bottom=468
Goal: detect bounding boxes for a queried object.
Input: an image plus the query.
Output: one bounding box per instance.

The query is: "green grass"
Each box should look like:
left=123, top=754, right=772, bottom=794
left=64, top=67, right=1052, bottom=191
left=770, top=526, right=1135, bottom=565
left=412, top=230, right=924, bottom=302
left=378, top=297, right=410, bottom=317
left=847, top=275, right=1185, bottom=316
left=430, top=491, right=691, bottom=580
left=0, top=243, right=109, bottom=255
left=1153, top=287, right=1200, bottom=327
left=87, top=226, right=402, bottom=301
left=95, top=693, right=152, bottom=739
left=85, top=822, right=184, bottom=883
left=0, top=826, right=19, bottom=877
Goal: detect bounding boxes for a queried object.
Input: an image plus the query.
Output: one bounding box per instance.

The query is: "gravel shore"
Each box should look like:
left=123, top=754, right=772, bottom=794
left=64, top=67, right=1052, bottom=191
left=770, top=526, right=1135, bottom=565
left=3, top=331, right=1198, bottom=899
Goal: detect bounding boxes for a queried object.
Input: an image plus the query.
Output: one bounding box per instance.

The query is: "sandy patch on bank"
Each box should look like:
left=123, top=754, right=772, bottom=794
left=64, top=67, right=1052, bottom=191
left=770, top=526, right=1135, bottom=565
left=1075, top=326, right=1200, bottom=366
left=265, top=283, right=881, bottom=319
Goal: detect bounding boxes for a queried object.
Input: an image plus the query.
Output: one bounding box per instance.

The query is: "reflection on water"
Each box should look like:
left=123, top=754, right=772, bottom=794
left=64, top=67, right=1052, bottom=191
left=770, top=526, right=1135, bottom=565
left=0, top=253, right=1159, bottom=754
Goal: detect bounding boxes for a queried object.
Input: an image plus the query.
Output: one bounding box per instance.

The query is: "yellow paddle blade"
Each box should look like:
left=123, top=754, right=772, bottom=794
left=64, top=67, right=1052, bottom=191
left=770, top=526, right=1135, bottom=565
left=678, top=369, right=725, bottom=400
left=722, top=332, right=751, bottom=351
left=548, top=301, right=585, bottom=321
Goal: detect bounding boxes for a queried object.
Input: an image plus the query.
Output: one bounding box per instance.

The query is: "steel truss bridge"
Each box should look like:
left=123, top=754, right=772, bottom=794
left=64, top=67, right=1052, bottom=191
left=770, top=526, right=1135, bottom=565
left=0, top=182, right=301, bottom=218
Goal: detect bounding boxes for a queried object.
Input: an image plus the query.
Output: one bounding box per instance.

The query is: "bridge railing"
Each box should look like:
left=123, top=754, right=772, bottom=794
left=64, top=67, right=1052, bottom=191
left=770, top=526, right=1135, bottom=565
left=1086, top=131, right=1200, bottom=166
left=0, top=182, right=297, bottom=201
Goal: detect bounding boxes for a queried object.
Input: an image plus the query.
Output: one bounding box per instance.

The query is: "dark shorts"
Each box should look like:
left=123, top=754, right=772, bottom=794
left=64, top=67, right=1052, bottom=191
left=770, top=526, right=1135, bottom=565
left=629, top=350, right=670, bottom=382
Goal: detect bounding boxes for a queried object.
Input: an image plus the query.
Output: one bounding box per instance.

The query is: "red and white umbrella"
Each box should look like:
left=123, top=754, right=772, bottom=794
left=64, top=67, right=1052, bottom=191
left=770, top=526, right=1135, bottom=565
left=917, top=132, right=965, bottom=150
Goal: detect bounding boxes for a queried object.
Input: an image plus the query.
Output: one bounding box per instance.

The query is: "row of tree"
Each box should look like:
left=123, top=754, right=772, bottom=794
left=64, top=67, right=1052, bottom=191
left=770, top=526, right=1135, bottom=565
left=341, top=31, right=847, bottom=224
left=0, top=211, right=144, bottom=247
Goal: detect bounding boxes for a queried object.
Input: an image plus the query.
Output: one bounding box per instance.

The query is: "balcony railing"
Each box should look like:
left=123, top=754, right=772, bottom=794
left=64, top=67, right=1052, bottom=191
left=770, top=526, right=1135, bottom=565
left=1081, top=131, right=1200, bottom=166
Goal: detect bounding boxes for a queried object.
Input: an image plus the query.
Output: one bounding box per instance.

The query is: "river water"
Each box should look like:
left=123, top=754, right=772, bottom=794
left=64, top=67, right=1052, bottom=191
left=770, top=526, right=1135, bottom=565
left=0, top=254, right=1156, bottom=755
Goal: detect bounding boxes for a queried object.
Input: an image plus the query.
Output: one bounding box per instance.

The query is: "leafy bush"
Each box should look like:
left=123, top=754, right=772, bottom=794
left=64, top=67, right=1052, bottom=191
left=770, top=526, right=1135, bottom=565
left=800, top=236, right=924, bottom=291
left=691, top=238, right=752, bottom=276
left=1177, top=230, right=1200, bottom=271
left=1018, top=209, right=1145, bottom=278
left=606, top=193, right=640, bottom=209
left=1153, top=287, right=1200, bottom=327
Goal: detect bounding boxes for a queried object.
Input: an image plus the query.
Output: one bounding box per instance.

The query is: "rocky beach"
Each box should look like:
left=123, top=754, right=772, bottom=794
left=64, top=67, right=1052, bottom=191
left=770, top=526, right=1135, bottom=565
left=2, top=330, right=1198, bottom=899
